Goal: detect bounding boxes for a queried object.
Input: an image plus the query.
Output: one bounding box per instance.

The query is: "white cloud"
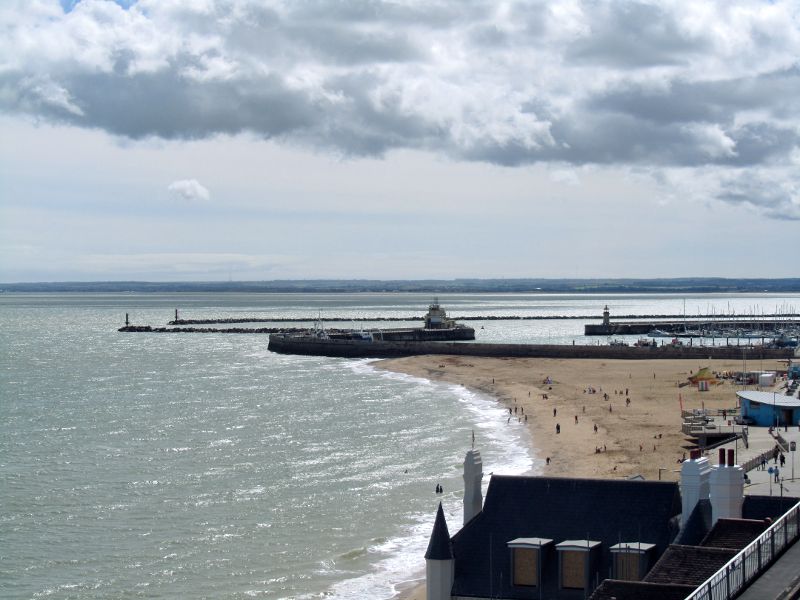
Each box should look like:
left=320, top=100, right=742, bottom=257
left=683, top=123, right=737, bottom=159
left=167, top=179, right=210, bottom=202
left=1, top=0, right=799, bottom=219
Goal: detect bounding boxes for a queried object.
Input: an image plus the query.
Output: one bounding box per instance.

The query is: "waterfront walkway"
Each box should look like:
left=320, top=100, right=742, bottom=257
left=712, top=418, right=800, bottom=498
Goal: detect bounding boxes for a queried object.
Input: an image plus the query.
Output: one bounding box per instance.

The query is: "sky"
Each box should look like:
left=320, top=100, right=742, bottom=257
left=1, top=0, right=799, bottom=282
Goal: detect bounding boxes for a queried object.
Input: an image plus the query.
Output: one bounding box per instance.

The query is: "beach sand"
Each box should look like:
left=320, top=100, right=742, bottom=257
left=381, top=354, right=785, bottom=600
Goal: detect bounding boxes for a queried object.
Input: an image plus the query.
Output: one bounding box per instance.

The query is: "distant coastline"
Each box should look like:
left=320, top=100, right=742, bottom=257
left=2, top=277, right=800, bottom=294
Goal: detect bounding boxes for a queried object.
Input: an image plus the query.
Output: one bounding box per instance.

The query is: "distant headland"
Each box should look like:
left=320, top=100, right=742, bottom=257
left=1, top=278, right=800, bottom=294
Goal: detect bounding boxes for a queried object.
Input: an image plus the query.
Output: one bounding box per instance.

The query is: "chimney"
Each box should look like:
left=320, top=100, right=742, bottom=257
left=463, top=449, right=483, bottom=526
left=425, top=503, right=454, bottom=600
left=710, top=449, right=743, bottom=524
left=680, top=450, right=711, bottom=528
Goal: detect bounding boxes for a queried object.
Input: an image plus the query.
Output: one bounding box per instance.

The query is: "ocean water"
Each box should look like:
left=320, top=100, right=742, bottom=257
left=1, top=292, right=798, bottom=599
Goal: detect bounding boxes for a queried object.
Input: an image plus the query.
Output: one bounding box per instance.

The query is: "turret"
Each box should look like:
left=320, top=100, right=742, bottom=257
left=425, top=503, right=453, bottom=600
left=463, top=449, right=483, bottom=526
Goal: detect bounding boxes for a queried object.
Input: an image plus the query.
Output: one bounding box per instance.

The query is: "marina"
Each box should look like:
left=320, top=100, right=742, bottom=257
left=585, top=305, right=800, bottom=345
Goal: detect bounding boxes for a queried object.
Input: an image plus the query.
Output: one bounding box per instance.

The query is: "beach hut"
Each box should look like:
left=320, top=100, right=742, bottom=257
left=688, top=367, right=716, bottom=392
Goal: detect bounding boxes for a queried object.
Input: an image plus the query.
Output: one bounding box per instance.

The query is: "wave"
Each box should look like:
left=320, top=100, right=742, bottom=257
left=301, top=360, right=536, bottom=599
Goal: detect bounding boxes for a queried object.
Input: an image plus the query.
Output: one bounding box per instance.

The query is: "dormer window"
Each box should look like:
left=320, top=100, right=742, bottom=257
left=556, top=540, right=601, bottom=590
left=507, top=538, right=552, bottom=587
left=610, top=542, right=655, bottom=581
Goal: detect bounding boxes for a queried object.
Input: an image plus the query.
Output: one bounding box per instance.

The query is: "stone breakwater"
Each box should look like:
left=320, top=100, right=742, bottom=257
left=266, top=335, right=794, bottom=360
left=169, top=312, right=797, bottom=325
left=119, top=325, right=303, bottom=334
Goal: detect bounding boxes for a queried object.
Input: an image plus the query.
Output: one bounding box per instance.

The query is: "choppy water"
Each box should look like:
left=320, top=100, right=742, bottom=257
left=1, top=292, right=798, bottom=599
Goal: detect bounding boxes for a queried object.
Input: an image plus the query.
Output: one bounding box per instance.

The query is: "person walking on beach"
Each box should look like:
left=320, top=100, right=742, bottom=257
left=556, top=423, right=560, bottom=434
left=553, top=408, right=557, bottom=417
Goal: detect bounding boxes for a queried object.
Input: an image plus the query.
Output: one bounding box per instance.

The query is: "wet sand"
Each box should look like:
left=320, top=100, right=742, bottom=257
left=380, top=355, right=784, bottom=600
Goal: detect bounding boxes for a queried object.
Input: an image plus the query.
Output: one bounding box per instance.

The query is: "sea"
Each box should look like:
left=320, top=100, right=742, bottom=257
left=2, top=292, right=798, bottom=599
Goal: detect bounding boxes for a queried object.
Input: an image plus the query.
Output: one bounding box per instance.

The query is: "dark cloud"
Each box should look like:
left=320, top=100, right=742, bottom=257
left=565, top=2, right=707, bottom=68
left=716, top=172, right=800, bottom=221
left=2, top=0, right=799, bottom=219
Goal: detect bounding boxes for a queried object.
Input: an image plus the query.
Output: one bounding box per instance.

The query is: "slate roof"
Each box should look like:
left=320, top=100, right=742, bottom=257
left=700, top=518, right=769, bottom=550
left=590, top=579, right=695, bottom=600
left=673, top=499, right=712, bottom=546
left=590, top=495, right=800, bottom=599
left=742, top=494, right=799, bottom=521
left=449, top=475, right=681, bottom=599
left=643, top=545, right=737, bottom=586
left=425, top=502, right=452, bottom=560
left=673, top=495, right=799, bottom=546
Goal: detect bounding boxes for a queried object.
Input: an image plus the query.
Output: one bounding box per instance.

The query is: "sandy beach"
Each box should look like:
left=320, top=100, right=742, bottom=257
left=380, top=354, right=786, bottom=600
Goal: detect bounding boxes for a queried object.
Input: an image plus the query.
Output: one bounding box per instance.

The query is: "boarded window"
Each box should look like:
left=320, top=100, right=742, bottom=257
left=561, top=551, right=585, bottom=589
left=513, top=548, right=538, bottom=586
left=615, top=552, right=641, bottom=581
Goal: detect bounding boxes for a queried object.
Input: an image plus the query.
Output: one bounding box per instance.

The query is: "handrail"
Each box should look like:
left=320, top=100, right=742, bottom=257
left=683, top=500, right=800, bottom=600
left=741, top=445, right=781, bottom=474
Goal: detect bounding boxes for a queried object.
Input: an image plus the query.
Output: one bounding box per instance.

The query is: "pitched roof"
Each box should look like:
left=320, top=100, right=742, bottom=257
left=700, top=518, right=769, bottom=550
left=674, top=499, right=712, bottom=546
left=742, top=495, right=800, bottom=521
left=590, top=579, right=695, bottom=600
left=673, top=495, right=799, bottom=546
left=644, top=545, right=737, bottom=586
left=450, top=475, right=681, bottom=598
left=425, top=502, right=452, bottom=560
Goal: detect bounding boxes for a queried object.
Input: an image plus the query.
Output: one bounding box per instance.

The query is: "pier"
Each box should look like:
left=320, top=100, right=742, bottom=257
left=266, top=335, right=795, bottom=360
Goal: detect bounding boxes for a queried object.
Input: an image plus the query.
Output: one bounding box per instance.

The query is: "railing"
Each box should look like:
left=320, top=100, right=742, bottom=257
left=682, top=408, right=739, bottom=419
left=683, top=500, right=800, bottom=600
left=681, top=423, right=745, bottom=437
left=741, top=446, right=780, bottom=474
left=774, top=431, right=789, bottom=452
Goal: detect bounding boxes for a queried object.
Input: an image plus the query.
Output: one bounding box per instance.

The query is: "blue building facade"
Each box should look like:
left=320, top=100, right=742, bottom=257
left=738, top=390, right=800, bottom=427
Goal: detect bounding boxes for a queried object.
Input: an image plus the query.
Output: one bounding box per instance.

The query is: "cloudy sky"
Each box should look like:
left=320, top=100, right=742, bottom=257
left=1, top=0, right=798, bottom=281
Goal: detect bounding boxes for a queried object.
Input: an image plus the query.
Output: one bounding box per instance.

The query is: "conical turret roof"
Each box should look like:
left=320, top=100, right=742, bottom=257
left=425, top=502, right=453, bottom=560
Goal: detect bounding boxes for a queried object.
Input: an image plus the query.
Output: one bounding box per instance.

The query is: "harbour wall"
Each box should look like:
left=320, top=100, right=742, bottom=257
left=118, top=325, right=474, bottom=341
left=266, top=337, right=794, bottom=360
left=586, top=318, right=800, bottom=336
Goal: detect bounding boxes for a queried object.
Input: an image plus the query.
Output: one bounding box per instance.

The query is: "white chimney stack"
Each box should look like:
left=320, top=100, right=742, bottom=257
left=681, top=449, right=711, bottom=528
left=710, top=449, right=743, bottom=524
left=463, top=449, right=483, bottom=526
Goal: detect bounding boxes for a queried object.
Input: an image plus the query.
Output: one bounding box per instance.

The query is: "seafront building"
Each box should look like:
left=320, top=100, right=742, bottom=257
left=425, top=448, right=799, bottom=600
left=737, top=389, right=800, bottom=427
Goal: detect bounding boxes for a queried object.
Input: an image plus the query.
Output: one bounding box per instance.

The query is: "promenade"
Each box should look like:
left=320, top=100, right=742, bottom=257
left=712, top=417, right=800, bottom=498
